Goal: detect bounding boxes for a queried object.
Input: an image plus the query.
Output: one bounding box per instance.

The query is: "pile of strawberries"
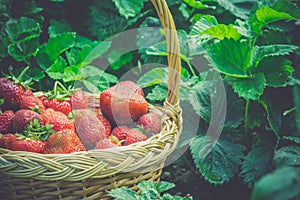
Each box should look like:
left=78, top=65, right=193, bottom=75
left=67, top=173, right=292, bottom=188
left=0, top=77, right=162, bottom=154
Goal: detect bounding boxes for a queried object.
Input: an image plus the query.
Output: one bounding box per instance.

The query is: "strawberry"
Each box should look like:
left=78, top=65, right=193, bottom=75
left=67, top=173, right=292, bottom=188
left=137, top=112, right=162, bottom=135
left=0, top=133, right=17, bottom=149
left=74, top=109, right=107, bottom=149
left=111, top=126, right=130, bottom=141
left=95, top=110, right=111, bottom=137
left=20, top=95, right=46, bottom=112
left=42, top=129, right=86, bottom=154
left=70, top=89, right=88, bottom=110
left=0, top=78, right=24, bottom=110
left=0, top=110, right=15, bottom=134
left=94, top=137, right=119, bottom=149
left=124, top=129, right=147, bottom=146
left=100, top=81, right=148, bottom=125
left=0, top=67, right=32, bottom=111
left=9, top=138, right=45, bottom=153
left=12, top=109, right=42, bottom=133
left=40, top=108, right=74, bottom=132
left=43, top=98, right=72, bottom=116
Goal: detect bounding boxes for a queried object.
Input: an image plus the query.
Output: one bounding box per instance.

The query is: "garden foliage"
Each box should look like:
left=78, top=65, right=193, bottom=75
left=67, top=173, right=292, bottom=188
left=0, top=0, right=300, bottom=199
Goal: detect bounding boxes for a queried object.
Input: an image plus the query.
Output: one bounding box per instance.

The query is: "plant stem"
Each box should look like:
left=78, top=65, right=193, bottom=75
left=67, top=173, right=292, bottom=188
left=244, top=99, right=250, bottom=145
left=17, top=66, right=30, bottom=80
left=181, top=56, right=197, bottom=77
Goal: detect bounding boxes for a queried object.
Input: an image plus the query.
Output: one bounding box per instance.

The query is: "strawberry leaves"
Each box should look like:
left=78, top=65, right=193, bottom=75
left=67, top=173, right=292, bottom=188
left=190, top=135, right=246, bottom=184
left=109, top=181, right=192, bottom=200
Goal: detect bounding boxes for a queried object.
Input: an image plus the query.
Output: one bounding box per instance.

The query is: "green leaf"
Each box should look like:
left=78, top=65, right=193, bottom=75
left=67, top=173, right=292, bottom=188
left=29, top=67, right=45, bottom=82
left=256, top=6, right=298, bottom=24
left=5, top=17, right=41, bottom=41
left=247, top=101, right=265, bottom=129
left=112, top=0, right=147, bottom=19
left=250, top=1, right=300, bottom=33
left=205, top=39, right=252, bottom=77
left=188, top=81, right=211, bottom=122
left=274, top=146, right=300, bottom=168
left=82, top=41, right=112, bottom=67
left=0, top=34, right=10, bottom=59
left=190, top=15, right=218, bottom=36
left=138, top=181, right=175, bottom=194
left=45, top=56, right=67, bottom=80
left=109, top=188, right=138, bottom=200
left=256, top=57, right=294, bottom=88
left=240, top=134, right=277, bottom=188
left=183, top=0, right=214, bottom=9
left=66, top=46, right=92, bottom=67
left=108, top=50, right=133, bottom=70
left=48, top=19, right=72, bottom=38
left=8, top=36, right=39, bottom=61
left=216, top=0, right=250, bottom=20
left=202, top=24, right=242, bottom=40
left=80, top=65, right=118, bottom=84
left=146, top=41, right=187, bottom=59
left=259, top=93, right=282, bottom=139
left=63, top=66, right=86, bottom=82
left=294, top=86, right=300, bottom=130
left=251, top=167, right=300, bottom=200
left=229, top=73, right=266, bottom=100
left=283, top=136, right=300, bottom=144
left=190, top=135, right=246, bottom=184
left=140, top=189, right=159, bottom=200
left=37, top=32, right=76, bottom=70
left=88, top=0, right=146, bottom=40
left=137, top=68, right=168, bottom=88
left=224, top=85, right=245, bottom=128
left=146, top=85, right=168, bottom=102
left=82, top=80, right=101, bottom=93
left=137, top=17, right=163, bottom=51
left=251, top=45, right=298, bottom=67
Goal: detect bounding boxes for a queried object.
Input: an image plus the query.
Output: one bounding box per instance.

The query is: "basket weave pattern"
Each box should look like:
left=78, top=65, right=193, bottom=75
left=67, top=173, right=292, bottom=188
left=0, top=0, right=182, bottom=199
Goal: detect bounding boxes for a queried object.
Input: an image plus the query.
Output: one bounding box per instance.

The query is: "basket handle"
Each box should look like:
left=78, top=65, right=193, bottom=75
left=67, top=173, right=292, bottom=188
left=151, top=0, right=181, bottom=106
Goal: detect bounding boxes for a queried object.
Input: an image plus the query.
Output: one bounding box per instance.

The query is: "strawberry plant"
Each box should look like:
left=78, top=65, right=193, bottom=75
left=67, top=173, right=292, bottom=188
left=0, top=0, right=300, bottom=199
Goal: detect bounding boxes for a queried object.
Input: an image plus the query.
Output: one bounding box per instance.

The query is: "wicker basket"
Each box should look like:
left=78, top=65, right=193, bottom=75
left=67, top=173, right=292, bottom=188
left=0, top=0, right=182, bottom=199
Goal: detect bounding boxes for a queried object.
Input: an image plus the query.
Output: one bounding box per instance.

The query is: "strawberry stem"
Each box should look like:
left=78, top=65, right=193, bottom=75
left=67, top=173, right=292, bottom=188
left=16, top=66, right=30, bottom=81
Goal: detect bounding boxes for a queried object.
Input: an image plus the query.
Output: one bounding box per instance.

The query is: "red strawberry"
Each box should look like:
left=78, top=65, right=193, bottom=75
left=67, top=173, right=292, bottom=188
left=94, top=138, right=119, bottom=149
left=124, top=129, right=147, bottom=146
left=9, top=138, right=45, bottom=153
left=40, top=108, right=74, bottom=132
left=0, top=133, right=17, bottom=149
left=100, top=81, right=148, bottom=125
left=42, top=129, right=86, bottom=154
left=137, top=112, right=162, bottom=135
left=43, top=98, right=72, bottom=115
left=23, top=89, right=33, bottom=97
left=0, top=78, right=24, bottom=110
left=111, top=126, right=130, bottom=141
left=20, top=95, right=46, bottom=112
left=74, top=109, right=106, bottom=149
left=12, top=109, right=42, bottom=133
left=0, top=110, right=15, bottom=133
left=70, top=89, right=88, bottom=110
left=95, top=110, right=111, bottom=137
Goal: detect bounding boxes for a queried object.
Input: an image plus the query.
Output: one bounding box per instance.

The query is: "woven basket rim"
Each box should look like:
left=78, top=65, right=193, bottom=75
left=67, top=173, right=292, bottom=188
left=0, top=0, right=182, bottom=182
